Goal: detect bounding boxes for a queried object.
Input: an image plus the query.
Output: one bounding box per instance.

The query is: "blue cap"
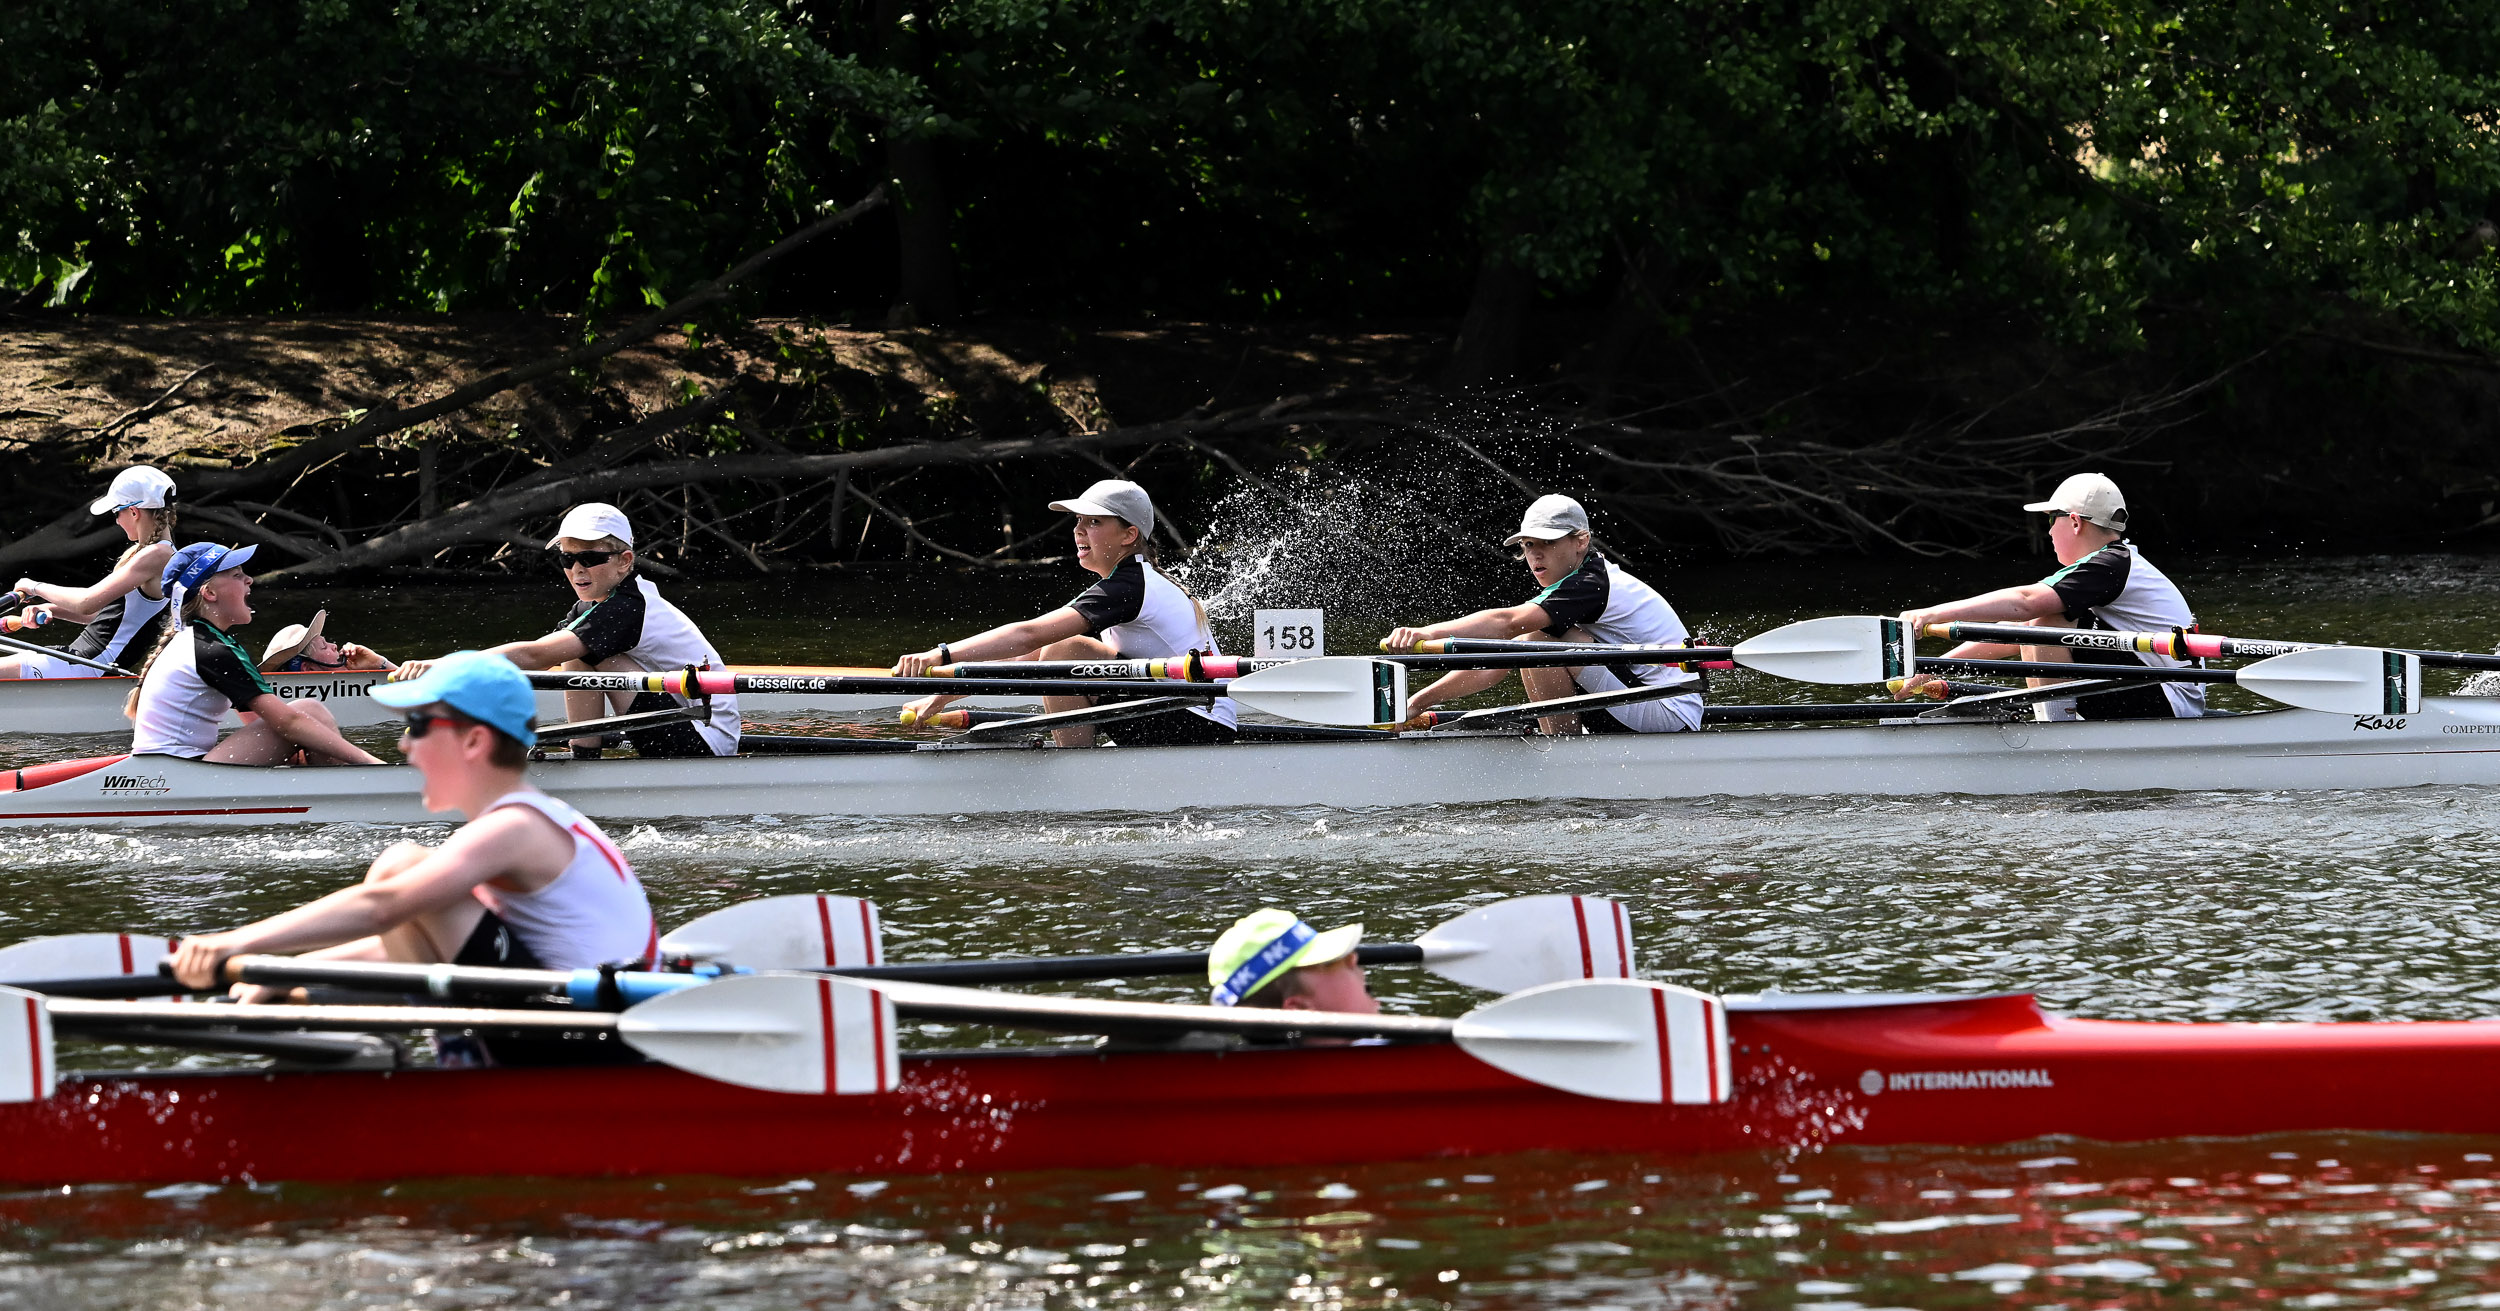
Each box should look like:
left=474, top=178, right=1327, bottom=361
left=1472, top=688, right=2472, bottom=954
left=372, top=650, right=538, bottom=747
left=163, top=542, right=258, bottom=593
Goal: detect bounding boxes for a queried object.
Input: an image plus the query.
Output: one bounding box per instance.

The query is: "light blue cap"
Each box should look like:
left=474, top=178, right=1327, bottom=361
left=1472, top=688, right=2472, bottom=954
left=372, top=650, right=537, bottom=746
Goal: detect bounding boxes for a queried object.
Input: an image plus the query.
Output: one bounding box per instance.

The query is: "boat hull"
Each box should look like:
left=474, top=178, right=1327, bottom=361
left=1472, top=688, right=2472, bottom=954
left=3, top=697, right=2498, bottom=826
left=0, top=666, right=1030, bottom=736
left=11, top=995, right=2500, bottom=1185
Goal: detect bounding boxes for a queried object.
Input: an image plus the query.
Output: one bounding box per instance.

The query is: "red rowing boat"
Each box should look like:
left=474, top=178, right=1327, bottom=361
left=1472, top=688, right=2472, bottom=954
left=9, top=990, right=2500, bottom=1185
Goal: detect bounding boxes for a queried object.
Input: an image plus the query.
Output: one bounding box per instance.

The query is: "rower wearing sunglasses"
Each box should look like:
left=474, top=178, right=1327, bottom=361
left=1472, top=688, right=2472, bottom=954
left=167, top=652, right=658, bottom=1063
left=1894, top=472, right=2204, bottom=720
left=397, top=504, right=741, bottom=758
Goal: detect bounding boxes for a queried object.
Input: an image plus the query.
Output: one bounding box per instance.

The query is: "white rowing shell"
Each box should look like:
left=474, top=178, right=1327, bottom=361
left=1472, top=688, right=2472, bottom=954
left=1, top=696, right=2496, bottom=827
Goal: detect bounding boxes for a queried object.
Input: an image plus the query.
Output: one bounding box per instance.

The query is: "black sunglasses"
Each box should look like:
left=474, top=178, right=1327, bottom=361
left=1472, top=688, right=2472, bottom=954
left=400, top=715, right=462, bottom=738
left=555, top=549, right=622, bottom=569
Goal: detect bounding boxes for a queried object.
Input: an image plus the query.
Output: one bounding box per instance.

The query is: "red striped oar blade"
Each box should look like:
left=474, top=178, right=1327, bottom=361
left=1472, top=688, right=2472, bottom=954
left=658, top=895, right=882, bottom=970
left=614, top=973, right=897, bottom=1095
left=1414, top=894, right=1636, bottom=994
left=1452, top=978, right=1729, bottom=1105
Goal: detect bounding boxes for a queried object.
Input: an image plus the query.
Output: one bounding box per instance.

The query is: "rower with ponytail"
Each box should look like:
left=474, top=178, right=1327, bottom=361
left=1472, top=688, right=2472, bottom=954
left=125, top=542, right=383, bottom=766
left=2, top=466, right=181, bottom=679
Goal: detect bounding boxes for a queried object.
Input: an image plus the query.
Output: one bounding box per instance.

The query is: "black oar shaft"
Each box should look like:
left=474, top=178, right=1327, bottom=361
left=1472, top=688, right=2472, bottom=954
left=1916, top=658, right=2235, bottom=683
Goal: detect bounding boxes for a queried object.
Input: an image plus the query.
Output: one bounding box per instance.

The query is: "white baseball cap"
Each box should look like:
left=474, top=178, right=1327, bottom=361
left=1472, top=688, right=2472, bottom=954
left=1504, top=493, right=1591, bottom=545
left=89, top=465, right=176, bottom=515
left=546, top=502, right=635, bottom=547
left=2024, top=473, right=2129, bottom=531
left=1048, top=480, right=1155, bottom=537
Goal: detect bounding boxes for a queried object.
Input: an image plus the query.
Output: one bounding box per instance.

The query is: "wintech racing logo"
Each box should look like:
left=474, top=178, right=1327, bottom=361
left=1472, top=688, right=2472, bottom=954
left=98, top=772, right=173, bottom=796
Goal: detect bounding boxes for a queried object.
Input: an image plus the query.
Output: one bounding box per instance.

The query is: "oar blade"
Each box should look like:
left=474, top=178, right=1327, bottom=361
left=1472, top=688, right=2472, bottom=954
left=1730, top=616, right=1907, bottom=685
left=2238, top=647, right=2421, bottom=715
left=616, top=973, right=898, bottom=1095
left=1453, top=979, right=1730, bottom=1105
left=1417, top=895, right=1637, bottom=993
left=1231, top=657, right=1407, bottom=726
left=658, top=895, right=883, bottom=970
left=0, top=933, right=177, bottom=985
left=0, top=986, right=56, bottom=1104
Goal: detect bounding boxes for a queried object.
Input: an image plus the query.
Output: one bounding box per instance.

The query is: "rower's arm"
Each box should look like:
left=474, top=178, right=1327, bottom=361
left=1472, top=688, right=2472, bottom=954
left=19, top=543, right=171, bottom=622
left=165, top=811, right=574, bottom=987
left=1381, top=603, right=1554, bottom=652
left=243, top=693, right=385, bottom=765
left=895, top=607, right=1090, bottom=675
left=1901, top=585, right=2064, bottom=637
left=488, top=631, right=591, bottom=670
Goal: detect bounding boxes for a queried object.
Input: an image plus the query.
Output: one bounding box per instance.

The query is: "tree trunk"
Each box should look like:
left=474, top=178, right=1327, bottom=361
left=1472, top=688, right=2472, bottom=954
left=878, top=0, right=959, bottom=325
left=1440, top=252, right=1532, bottom=388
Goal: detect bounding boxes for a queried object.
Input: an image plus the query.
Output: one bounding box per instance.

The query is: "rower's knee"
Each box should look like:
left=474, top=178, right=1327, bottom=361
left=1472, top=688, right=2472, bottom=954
left=365, top=841, right=431, bottom=881
left=289, top=697, right=340, bottom=726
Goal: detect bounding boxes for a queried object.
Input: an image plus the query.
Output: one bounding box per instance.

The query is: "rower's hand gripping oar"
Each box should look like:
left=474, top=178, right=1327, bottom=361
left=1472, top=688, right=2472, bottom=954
left=678, top=894, right=1637, bottom=995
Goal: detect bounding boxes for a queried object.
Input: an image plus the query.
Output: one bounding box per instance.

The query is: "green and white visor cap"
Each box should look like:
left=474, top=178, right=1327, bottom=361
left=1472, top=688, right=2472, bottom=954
left=1207, top=908, right=1363, bottom=1006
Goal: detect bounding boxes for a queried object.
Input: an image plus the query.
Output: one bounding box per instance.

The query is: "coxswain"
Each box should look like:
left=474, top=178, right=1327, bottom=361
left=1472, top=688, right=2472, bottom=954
left=892, top=479, right=1237, bottom=747
left=167, top=652, right=658, bottom=1024
left=1383, top=494, right=1702, bottom=734
left=125, top=543, right=383, bottom=765
left=0, top=466, right=179, bottom=680
left=1207, top=909, right=1379, bottom=1016
left=1895, top=472, right=2203, bottom=720
left=398, top=503, right=740, bottom=758
left=259, top=609, right=396, bottom=673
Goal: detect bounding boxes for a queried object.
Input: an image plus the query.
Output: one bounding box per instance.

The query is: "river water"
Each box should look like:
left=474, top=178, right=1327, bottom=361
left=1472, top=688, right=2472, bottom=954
left=7, top=550, right=2500, bottom=1308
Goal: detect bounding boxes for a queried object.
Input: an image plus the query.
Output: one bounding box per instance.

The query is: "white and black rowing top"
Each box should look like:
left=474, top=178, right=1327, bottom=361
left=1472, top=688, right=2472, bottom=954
left=67, top=584, right=170, bottom=666
left=131, top=621, right=276, bottom=757
left=563, top=577, right=743, bottom=744
left=2039, top=542, right=2204, bottom=717
left=1065, top=555, right=1237, bottom=728
left=1524, top=552, right=1701, bottom=692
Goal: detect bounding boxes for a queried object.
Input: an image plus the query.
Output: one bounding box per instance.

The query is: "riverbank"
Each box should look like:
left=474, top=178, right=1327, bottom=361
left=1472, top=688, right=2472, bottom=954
left=4, top=304, right=2495, bottom=578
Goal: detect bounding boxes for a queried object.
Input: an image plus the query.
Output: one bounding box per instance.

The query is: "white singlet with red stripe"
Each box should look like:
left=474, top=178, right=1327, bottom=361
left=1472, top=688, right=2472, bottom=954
left=472, top=790, right=657, bottom=968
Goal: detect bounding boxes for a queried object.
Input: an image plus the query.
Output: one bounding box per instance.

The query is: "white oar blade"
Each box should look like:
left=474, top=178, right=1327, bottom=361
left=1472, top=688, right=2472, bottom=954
left=2239, top=647, right=2421, bottom=716
left=1231, top=657, right=1407, bottom=726
left=1417, top=895, right=1637, bottom=993
left=657, top=895, right=883, bottom=970
left=1731, top=616, right=1906, bottom=685
left=0, top=986, right=56, bottom=1104
left=617, top=973, right=898, bottom=1096
left=1454, top=979, right=1729, bottom=1105
left=0, top=932, right=178, bottom=984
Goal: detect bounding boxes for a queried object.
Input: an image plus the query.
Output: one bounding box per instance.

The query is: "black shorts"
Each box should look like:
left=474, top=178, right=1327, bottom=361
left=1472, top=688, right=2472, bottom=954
left=1107, top=707, right=1239, bottom=747
left=442, top=910, right=642, bottom=1069
left=623, top=690, right=721, bottom=758
left=452, top=909, right=545, bottom=968
left=1579, top=707, right=1639, bottom=734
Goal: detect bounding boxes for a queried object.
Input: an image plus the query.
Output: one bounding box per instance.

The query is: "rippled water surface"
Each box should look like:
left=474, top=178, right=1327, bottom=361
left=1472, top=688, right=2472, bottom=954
left=10, top=551, right=2500, bottom=1307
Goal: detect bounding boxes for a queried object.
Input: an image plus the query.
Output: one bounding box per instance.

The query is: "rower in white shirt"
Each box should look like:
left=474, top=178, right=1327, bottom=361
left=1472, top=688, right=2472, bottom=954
left=168, top=651, right=658, bottom=1001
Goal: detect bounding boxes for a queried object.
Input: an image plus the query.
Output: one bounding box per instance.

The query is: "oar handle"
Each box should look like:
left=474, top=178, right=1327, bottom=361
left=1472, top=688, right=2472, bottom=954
left=830, top=942, right=1427, bottom=985
left=0, top=610, right=48, bottom=634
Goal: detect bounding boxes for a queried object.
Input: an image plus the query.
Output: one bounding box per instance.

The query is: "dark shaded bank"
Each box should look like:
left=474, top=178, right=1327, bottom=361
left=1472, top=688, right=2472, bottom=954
left=1, top=303, right=2495, bottom=583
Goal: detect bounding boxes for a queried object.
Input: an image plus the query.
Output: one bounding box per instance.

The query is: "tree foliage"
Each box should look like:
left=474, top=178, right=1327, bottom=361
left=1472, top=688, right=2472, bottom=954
left=6, top=0, right=2497, bottom=347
